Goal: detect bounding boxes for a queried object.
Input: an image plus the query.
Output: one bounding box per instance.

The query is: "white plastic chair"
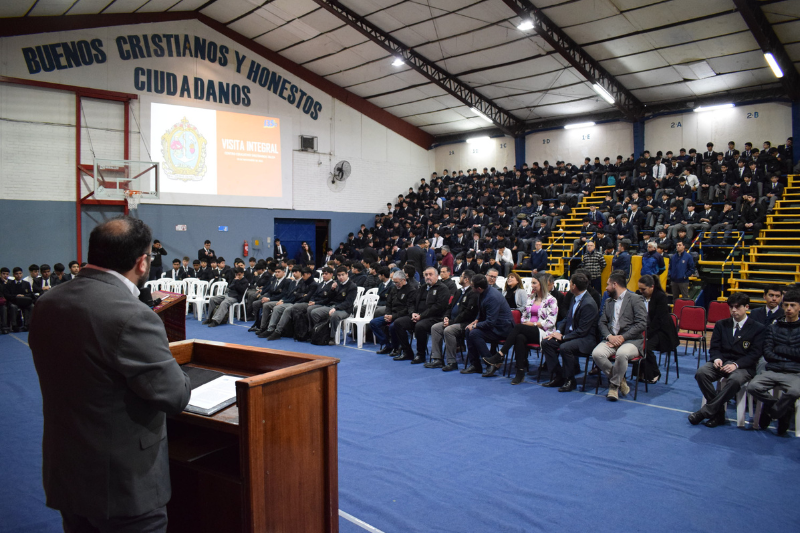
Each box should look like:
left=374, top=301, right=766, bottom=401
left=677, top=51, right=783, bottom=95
left=342, top=294, right=380, bottom=348
left=163, top=279, right=186, bottom=294
left=202, top=281, right=228, bottom=320
left=554, top=279, right=570, bottom=292
left=334, top=289, right=365, bottom=345
left=186, top=280, right=208, bottom=320
left=521, top=277, right=533, bottom=293
left=144, top=280, right=163, bottom=292
left=228, top=290, right=248, bottom=324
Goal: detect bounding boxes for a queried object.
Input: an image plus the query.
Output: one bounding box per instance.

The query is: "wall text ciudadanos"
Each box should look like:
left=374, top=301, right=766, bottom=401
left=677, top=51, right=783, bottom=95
left=19, top=34, right=323, bottom=119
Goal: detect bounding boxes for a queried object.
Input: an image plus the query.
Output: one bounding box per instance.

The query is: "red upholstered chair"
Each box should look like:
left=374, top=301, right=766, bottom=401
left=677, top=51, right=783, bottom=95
left=706, top=301, right=729, bottom=331
left=672, top=298, right=694, bottom=328
left=677, top=306, right=708, bottom=368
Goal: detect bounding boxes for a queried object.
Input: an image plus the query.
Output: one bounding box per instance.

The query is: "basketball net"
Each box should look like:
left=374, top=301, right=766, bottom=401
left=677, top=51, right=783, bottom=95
left=124, top=190, right=142, bottom=211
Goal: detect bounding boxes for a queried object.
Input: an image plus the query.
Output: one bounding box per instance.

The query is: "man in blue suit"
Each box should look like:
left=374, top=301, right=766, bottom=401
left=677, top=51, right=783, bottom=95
left=461, top=274, right=514, bottom=376
left=541, top=272, right=599, bottom=392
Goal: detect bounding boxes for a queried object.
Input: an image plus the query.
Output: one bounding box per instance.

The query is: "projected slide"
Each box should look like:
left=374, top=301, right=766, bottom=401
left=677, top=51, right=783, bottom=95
left=151, top=103, right=281, bottom=197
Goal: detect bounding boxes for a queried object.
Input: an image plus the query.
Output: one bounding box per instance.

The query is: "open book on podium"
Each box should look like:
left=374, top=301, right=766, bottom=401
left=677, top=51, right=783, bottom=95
left=167, top=339, right=340, bottom=533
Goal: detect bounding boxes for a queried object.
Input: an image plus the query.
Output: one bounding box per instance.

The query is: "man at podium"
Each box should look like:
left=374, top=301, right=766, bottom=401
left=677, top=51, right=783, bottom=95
left=29, top=216, right=191, bottom=533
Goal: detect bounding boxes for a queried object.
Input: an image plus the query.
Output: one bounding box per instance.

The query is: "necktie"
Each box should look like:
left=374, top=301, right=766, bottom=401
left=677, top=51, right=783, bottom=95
left=734, top=323, right=741, bottom=337
left=766, top=310, right=772, bottom=321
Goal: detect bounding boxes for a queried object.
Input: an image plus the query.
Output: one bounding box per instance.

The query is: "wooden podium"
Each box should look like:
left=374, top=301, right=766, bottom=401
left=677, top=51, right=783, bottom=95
left=167, top=340, right=340, bottom=532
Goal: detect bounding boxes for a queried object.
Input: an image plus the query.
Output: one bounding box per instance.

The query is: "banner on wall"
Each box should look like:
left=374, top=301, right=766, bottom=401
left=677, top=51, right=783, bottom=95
left=0, top=20, right=331, bottom=209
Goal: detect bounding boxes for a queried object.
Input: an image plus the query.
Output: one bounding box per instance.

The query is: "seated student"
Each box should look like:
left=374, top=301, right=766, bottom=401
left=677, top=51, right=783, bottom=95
left=761, top=174, right=783, bottom=213
left=708, top=202, right=738, bottom=243
left=203, top=267, right=249, bottom=327
left=294, top=266, right=335, bottom=324
left=65, top=261, right=80, bottom=281
left=32, top=264, right=53, bottom=299
left=737, top=193, right=765, bottom=239
left=425, top=270, right=479, bottom=370
left=612, top=242, right=632, bottom=281
left=7, top=267, right=34, bottom=330
left=265, top=267, right=318, bottom=340
left=24, top=264, right=40, bottom=286
left=485, top=273, right=558, bottom=384
left=748, top=289, right=800, bottom=435
left=540, top=272, right=599, bottom=392
left=688, top=293, right=765, bottom=428
left=393, top=266, right=450, bottom=363
left=749, top=284, right=785, bottom=326
left=637, top=231, right=656, bottom=255
left=452, top=253, right=466, bottom=277
left=49, top=263, right=68, bottom=287
left=309, top=266, right=358, bottom=346
left=349, top=263, right=368, bottom=287
left=637, top=274, right=678, bottom=384
left=245, top=256, right=257, bottom=277
left=250, top=265, right=291, bottom=333
left=179, top=256, right=192, bottom=278
left=217, top=257, right=233, bottom=284
left=374, top=266, right=393, bottom=308
left=166, top=259, right=185, bottom=281
left=592, top=273, right=648, bottom=401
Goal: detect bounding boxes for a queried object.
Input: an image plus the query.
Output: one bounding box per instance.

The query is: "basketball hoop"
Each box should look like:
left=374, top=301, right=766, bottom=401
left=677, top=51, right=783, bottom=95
left=124, top=190, right=143, bottom=211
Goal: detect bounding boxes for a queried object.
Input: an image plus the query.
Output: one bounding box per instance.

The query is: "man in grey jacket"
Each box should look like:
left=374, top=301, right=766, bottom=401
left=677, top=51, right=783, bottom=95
left=29, top=216, right=191, bottom=532
left=591, top=272, right=648, bottom=401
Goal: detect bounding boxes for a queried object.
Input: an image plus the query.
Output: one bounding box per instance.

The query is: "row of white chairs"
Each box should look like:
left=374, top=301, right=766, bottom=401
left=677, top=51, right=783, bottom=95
left=144, top=278, right=236, bottom=323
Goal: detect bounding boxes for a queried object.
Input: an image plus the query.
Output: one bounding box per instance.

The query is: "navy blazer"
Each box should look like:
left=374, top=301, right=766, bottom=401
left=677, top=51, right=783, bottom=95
left=560, top=291, right=599, bottom=352
left=476, top=285, right=514, bottom=338
left=709, top=317, right=765, bottom=370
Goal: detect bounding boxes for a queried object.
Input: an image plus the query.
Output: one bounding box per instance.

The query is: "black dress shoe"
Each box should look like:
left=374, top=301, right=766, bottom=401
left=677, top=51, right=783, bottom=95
left=389, top=349, right=401, bottom=357
left=203, top=319, right=213, bottom=325
left=557, top=379, right=576, bottom=392
left=267, top=331, right=282, bottom=341
left=442, top=363, right=459, bottom=372
left=481, top=365, right=498, bottom=377
left=511, top=370, right=526, bottom=385
left=328, top=339, right=337, bottom=346
left=759, top=408, right=773, bottom=430
left=589, top=367, right=600, bottom=376
left=777, top=411, right=793, bottom=436
left=411, top=356, right=425, bottom=365
left=704, top=411, right=726, bottom=428
left=393, top=353, right=413, bottom=361
left=208, top=321, right=219, bottom=328
left=687, top=411, right=706, bottom=425
left=376, top=346, right=393, bottom=355
left=257, top=329, right=272, bottom=338
left=483, top=352, right=503, bottom=366
left=542, top=377, right=565, bottom=388
left=247, top=324, right=259, bottom=332
left=424, top=359, right=444, bottom=369
left=460, top=365, right=480, bottom=374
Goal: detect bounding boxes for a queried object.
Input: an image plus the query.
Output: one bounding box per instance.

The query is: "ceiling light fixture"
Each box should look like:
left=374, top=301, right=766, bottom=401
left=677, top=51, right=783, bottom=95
left=592, top=83, right=615, bottom=104
left=392, top=57, right=404, bottom=66
left=466, top=136, right=490, bottom=144
left=469, top=107, right=493, bottom=124
left=693, top=103, right=734, bottom=113
left=517, top=19, right=534, bottom=31
left=764, top=52, right=784, bottom=78
left=564, top=122, right=595, bottom=130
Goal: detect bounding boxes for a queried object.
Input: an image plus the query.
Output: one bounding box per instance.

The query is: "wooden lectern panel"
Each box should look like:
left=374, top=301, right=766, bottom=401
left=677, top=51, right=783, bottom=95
left=166, top=340, right=339, bottom=533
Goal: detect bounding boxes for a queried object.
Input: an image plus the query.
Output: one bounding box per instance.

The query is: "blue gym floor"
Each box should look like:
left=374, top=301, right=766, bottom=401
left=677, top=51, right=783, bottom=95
left=2, top=316, right=799, bottom=533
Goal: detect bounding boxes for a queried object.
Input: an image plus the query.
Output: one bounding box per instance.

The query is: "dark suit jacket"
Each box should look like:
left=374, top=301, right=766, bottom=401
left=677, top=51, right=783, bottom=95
left=29, top=268, right=191, bottom=518
left=560, top=291, right=599, bottom=352
left=709, top=317, right=765, bottom=370
left=749, top=306, right=784, bottom=326
left=475, top=284, right=514, bottom=338
left=198, top=247, right=216, bottom=263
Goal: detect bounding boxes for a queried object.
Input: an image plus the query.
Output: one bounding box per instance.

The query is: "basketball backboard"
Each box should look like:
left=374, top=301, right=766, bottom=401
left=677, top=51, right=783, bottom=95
left=92, top=159, right=159, bottom=201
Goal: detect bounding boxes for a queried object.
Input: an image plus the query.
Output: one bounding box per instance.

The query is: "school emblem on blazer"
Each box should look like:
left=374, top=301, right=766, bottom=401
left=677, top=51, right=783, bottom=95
left=341, top=291, right=346, bottom=297
left=743, top=341, right=750, bottom=349
left=161, top=117, right=208, bottom=182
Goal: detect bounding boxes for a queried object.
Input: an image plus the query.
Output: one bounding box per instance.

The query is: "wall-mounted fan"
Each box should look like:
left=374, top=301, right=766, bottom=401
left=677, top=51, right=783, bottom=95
left=327, top=160, right=351, bottom=192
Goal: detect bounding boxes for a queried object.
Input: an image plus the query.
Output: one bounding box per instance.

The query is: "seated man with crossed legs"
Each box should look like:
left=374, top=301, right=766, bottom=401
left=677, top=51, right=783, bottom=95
left=688, top=292, right=765, bottom=428
left=591, top=273, right=648, bottom=401
left=541, top=272, right=599, bottom=392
